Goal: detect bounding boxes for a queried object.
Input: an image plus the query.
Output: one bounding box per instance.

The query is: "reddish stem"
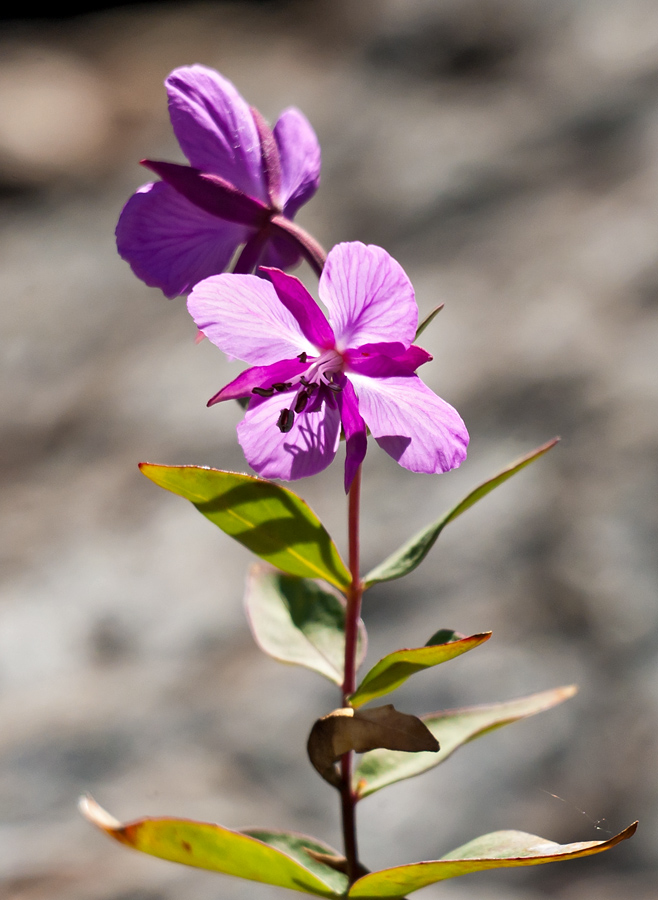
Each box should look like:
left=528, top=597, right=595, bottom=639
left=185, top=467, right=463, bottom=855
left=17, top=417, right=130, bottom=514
left=343, top=466, right=362, bottom=698
left=341, top=464, right=363, bottom=884
left=269, top=214, right=327, bottom=277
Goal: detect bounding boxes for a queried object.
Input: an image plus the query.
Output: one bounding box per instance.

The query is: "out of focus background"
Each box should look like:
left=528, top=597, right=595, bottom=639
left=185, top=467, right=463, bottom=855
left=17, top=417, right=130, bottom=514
left=1, top=2, right=657, bottom=898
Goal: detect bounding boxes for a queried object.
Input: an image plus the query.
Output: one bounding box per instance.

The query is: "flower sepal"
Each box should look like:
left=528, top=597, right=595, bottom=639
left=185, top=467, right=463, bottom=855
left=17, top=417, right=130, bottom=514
left=141, top=159, right=271, bottom=226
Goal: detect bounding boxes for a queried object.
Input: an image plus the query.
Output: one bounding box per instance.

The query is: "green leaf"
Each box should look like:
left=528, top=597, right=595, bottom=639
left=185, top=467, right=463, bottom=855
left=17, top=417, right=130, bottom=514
left=139, top=465, right=350, bottom=591
left=348, top=823, right=637, bottom=897
left=245, top=565, right=366, bottom=685
left=415, top=304, right=444, bottom=340
left=348, top=632, right=490, bottom=708
left=364, top=438, right=559, bottom=587
left=424, top=629, right=460, bottom=646
left=354, top=685, right=577, bottom=798
left=242, top=830, right=348, bottom=896
left=79, top=797, right=344, bottom=898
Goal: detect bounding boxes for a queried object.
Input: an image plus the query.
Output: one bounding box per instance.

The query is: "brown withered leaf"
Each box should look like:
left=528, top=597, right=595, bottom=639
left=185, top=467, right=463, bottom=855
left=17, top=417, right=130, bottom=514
left=307, top=704, right=439, bottom=786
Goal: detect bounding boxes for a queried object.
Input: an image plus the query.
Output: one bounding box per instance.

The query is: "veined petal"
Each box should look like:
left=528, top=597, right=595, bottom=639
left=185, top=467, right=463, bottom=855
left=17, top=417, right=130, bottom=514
left=166, top=65, right=266, bottom=200
left=319, top=243, right=417, bottom=351
left=238, top=392, right=341, bottom=481
left=273, top=107, right=321, bottom=218
left=116, top=181, right=247, bottom=298
left=207, top=357, right=308, bottom=405
left=348, top=372, right=469, bottom=474
left=261, top=267, right=335, bottom=350
left=188, top=273, right=315, bottom=365
left=338, top=378, right=367, bottom=492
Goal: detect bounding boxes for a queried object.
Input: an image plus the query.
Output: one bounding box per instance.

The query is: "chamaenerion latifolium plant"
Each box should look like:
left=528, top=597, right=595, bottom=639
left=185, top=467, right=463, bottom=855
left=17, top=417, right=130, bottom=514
left=80, top=65, right=637, bottom=897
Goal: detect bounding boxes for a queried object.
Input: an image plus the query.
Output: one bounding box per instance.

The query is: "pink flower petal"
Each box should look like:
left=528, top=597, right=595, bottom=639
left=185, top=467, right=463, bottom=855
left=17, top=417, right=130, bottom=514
left=348, top=372, right=468, bottom=474
left=166, top=65, right=266, bottom=200
left=261, top=267, right=335, bottom=350
left=319, top=243, right=418, bottom=351
left=116, top=181, right=248, bottom=298
left=237, top=391, right=341, bottom=481
left=187, top=273, right=315, bottom=365
left=273, top=107, right=321, bottom=218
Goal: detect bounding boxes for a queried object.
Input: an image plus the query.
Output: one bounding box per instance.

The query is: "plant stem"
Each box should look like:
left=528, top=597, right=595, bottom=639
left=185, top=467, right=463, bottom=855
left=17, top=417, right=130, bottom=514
left=341, top=464, right=363, bottom=884
left=269, top=214, right=327, bottom=277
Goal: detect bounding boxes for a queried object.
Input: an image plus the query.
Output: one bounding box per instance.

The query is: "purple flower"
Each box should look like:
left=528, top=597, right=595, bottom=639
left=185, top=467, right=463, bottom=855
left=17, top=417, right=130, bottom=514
left=116, top=65, right=322, bottom=298
left=188, top=242, right=469, bottom=490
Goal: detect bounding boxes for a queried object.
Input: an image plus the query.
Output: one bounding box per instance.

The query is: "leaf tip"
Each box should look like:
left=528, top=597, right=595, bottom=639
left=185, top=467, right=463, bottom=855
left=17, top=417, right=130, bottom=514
left=78, top=794, right=121, bottom=832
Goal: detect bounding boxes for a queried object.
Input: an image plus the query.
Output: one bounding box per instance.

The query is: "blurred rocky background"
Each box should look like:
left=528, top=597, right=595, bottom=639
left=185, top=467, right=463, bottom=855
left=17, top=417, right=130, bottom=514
left=1, top=1, right=657, bottom=898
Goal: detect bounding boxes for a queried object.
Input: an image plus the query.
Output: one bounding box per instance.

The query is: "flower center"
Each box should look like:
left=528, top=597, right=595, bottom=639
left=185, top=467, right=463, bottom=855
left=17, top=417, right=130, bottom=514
left=251, top=349, right=346, bottom=433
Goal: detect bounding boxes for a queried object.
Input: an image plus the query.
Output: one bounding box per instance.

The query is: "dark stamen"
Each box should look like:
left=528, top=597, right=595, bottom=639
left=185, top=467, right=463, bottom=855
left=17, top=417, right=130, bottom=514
left=277, top=408, right=294, bottom=432
left=306, top=382, right=318, bottom=394
left=252, top=387, right=275, bottom=397
left=300, top=375, right=310, bottom=386
left=327, top=382, right=343, bottom=392
left=297, top=352, right=308, bottom=363
left=294, top=391, right=309, bottom=414
left=273, top=382, right=292, bottom=392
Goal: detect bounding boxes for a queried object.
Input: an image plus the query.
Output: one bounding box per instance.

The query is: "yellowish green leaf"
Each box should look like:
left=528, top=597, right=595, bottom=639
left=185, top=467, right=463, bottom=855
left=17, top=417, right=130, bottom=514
left=139, top=464, right=350, bottom=591
left=348, top=632, right=490, bottom=708
left=364, top=439, right=559, bottom=587
left=245, top=566, right=366, bottom=685
left=415, top=304, right=444, bottom=340
left=242, top=830, right=348, bottom=896
left=79, top=796, right=343, bottom=897
left=354, top=686, right=577, bottom=798
left=348, top=823, right=637, bottom=897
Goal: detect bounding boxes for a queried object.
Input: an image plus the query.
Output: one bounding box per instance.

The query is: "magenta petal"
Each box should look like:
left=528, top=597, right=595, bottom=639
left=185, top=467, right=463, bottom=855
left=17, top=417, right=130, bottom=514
left=319, top=242, right=418, bottom=351
left=355, top=341, right=408, bottom=358
left=348, top=344, right=431, bottom=371
left=273, top=107, right=321, bottom=218
left=261, top=267, right=335, bottom=350
left=394, top=345, right=433, bottom=371
left=207, top=358, right=308, bottom=404
left=338, top=378, right=367, bottom=492
left=116, top=181, right=248, bottom=298
left=166, top=65, right=266, bottom=200
left=349, top=372, right=469, bottom=474
left=348, top=348, right=432, bottom=378
left=237, top=392, right=341, bottom=481
left=188, top=273, right=313, bottom=364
